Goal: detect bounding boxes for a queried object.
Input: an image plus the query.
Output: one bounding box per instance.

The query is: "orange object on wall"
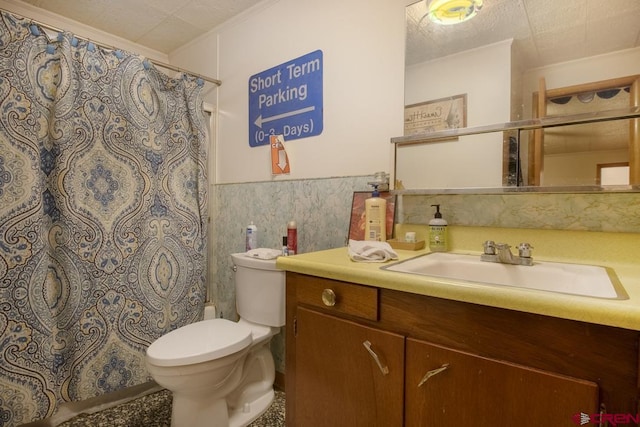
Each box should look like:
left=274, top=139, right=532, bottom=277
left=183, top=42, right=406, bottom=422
left=271, top=134, right=290, bottom=174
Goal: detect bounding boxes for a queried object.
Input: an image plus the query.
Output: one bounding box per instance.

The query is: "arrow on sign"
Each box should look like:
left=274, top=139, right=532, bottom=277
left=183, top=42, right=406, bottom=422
left=254, top=106, right=316, bottom=128
left=278, top=149, right=288, bottom=171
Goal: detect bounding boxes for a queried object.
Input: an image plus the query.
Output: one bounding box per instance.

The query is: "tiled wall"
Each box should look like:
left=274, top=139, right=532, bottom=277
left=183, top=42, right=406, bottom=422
left=210, top=176, right=371, bottom=371
left=399, top=192, right=640, bottom=232
left=210, top=177, right=640, bottom=372
left=211, top=176, right=371, bottom=314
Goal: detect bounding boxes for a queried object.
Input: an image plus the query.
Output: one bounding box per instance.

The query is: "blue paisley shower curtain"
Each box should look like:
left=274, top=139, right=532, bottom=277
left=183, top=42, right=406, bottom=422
left=0, top=11, right=207, bottom=426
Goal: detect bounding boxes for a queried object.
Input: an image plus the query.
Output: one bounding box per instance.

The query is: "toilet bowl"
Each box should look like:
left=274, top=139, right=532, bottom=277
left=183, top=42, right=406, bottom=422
left=146, top=253, right=285, bottom=427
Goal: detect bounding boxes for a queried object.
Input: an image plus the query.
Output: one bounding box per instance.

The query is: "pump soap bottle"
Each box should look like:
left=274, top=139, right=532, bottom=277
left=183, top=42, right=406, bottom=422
left=429, top=204, right=447, bottom=252
left=364, top=185, right=387, bottom=242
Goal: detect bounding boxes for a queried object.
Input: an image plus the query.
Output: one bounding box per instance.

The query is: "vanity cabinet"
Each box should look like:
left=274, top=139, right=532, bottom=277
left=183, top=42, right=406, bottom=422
left=405, top=339, right=598, bottom=426
left=294, top=307, right=404, bottom=426
left=285, top=272, right=640, bottom=426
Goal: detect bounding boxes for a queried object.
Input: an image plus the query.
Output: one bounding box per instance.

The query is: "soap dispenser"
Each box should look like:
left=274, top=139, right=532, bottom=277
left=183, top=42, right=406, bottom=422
left=429, top=204, right=447, bottom=252
left=364, top=184, right=387, bottom=242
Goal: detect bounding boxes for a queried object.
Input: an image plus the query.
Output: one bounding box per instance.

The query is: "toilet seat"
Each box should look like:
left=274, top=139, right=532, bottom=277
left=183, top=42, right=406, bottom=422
left=146, top=319, right=253, bottom=367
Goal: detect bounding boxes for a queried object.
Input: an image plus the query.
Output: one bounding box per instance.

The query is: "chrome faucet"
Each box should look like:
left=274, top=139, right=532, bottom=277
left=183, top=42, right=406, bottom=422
left=481, top=241, right=533, bottom=266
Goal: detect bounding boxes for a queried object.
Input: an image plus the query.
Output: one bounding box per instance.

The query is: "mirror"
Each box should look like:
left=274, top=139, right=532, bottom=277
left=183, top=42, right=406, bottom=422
left=393, top=108, right=640, bottom=190
left=399, top=0, right=640, bottom=191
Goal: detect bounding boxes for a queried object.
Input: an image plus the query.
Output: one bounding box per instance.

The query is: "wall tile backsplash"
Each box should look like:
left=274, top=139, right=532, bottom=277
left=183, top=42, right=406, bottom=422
left=211, top=176, right=371, bottom=371
left=210, top=177, right=640, bottom=372
left=399, top=192, right=640, bottom=232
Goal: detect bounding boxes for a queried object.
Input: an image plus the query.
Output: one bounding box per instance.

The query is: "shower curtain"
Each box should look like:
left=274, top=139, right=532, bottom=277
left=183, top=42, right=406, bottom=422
left=0, top=11, right=207, bottom=426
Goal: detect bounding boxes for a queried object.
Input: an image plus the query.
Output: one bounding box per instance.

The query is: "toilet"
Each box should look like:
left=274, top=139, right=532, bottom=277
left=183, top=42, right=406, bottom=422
left=146, top=253, right=285, bottom=427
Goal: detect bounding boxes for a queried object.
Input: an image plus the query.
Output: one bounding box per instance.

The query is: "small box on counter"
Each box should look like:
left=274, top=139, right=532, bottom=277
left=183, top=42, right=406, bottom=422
left=387, top=239, right=425, bottom=251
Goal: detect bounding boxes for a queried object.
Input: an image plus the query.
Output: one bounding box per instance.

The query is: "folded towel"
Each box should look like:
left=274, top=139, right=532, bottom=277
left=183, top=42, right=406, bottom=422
left=245, top=248, right=282, bottom=260
left=348, top=239, right=399, bottom=263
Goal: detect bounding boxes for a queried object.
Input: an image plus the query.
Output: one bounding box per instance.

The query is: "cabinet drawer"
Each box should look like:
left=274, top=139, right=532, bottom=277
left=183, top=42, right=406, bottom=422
left=295, top=274, right=379, bottom=321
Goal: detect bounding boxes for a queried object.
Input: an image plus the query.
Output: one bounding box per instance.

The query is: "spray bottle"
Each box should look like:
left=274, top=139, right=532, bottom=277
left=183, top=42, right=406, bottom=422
left=287, top=221, right=298, bottom=255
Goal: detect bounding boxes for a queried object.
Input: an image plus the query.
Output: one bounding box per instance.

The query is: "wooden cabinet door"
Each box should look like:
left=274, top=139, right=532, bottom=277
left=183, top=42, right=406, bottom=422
left=294, top=307, right=405, bottom=427
left=405, top=338, right=599, bottom=427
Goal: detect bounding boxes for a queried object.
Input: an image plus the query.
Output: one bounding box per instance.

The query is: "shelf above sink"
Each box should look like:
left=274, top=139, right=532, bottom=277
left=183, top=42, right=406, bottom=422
left=382, top=252, right=627, bottom=300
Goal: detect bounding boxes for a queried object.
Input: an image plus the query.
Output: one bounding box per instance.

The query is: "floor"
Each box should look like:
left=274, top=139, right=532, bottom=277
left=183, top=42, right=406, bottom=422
left=56, top=389, right=285, bottom=427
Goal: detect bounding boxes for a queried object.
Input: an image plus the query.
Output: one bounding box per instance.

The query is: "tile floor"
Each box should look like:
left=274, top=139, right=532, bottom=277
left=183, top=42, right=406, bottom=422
left=56, top=389, right=285, bottom=427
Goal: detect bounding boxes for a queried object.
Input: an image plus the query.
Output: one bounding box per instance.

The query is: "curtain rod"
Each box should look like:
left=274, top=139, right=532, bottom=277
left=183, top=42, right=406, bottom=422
left=0, top=7, right=222, bottom=87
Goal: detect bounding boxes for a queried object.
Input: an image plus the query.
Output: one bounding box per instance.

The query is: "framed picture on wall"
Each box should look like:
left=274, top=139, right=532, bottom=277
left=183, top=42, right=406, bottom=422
left=348, top=191, right=396, bottom=241
left=404, top=93, right=467, bottom=136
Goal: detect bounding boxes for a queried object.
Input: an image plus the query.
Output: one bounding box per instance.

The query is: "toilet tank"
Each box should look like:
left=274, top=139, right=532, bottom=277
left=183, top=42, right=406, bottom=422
left=231, top=253, right=286, bottom=327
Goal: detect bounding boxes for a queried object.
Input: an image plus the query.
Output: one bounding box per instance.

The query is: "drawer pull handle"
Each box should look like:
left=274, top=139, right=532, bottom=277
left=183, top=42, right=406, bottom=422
left=418, top=363, right=449, bottom=387
left=321, top=289, right=336, bottom=306
left=363, top=340, right=389, bottom=375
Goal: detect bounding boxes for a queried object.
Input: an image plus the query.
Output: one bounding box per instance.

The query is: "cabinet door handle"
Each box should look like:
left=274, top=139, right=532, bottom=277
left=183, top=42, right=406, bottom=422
left=418, top=363, right=449, bottom=387
left=321, top=288, right=336, bottom=306
left=363, top=340, right=389, bottom=375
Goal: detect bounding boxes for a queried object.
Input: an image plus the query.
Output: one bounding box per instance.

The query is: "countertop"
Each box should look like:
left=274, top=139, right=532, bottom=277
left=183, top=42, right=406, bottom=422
left=276, top=226, right=640, bottom=331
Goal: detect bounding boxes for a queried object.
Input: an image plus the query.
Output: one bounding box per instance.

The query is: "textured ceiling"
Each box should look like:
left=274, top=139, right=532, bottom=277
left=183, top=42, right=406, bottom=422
left=10, top=0, right=640, bottom=67
left=14, top=0, right=265, bottom=54
left=407, top=0, right=640, bottom=68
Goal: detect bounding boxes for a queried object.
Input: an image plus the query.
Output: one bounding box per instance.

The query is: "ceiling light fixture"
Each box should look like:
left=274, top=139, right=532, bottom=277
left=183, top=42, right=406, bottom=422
left=427, top=0, right=483, bottom=25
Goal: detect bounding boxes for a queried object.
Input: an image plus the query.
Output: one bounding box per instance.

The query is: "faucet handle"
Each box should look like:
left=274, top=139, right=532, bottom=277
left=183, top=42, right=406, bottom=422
left=483, top=240, right=496, bottom=255
left=517, top=242, right=533, bottom=258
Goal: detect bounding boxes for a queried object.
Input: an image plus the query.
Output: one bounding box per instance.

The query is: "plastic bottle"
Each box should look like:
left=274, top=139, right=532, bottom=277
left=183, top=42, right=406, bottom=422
left=246, top=222, right=257, bottom=251
left=429, top=204, right=447, bottom=252
left=364, top=185, right=387, bottom=242
left=287, top=221, right=297, bottom=255
left=282, top=236, right=289, bottom=256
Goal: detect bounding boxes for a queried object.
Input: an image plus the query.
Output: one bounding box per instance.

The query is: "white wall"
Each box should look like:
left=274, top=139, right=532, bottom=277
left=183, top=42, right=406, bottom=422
left=401, top=40, right=512, bottom=188
left=405, top=39, right=512, bottom=126
left=544, top=149, right=629, bottom=186
left=171, top=0, right=407, bottom=184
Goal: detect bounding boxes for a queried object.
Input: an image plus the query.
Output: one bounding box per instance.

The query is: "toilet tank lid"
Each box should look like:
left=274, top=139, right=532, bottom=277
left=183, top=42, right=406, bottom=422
left=146, top=319, right=253, bottom=367
left=231, top=253, right=281, bottom=271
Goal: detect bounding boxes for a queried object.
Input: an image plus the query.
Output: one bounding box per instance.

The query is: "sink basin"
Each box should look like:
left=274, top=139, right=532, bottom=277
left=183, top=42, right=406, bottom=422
left=382, top=252, right=626, bottom=299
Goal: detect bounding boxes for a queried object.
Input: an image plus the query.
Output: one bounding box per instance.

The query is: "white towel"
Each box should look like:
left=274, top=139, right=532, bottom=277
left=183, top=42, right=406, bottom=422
left=348, top=239, right=399, bottom=263
left=245, top=248, right=282, bottom=260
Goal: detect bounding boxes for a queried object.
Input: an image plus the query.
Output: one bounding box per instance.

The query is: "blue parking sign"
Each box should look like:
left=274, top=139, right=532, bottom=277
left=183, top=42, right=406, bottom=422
left=248, top=50, right=323, bottom=147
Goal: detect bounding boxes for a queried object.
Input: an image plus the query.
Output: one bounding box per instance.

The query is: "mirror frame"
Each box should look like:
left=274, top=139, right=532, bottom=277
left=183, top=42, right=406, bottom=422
left=391, top=106, right=640, bottom=194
